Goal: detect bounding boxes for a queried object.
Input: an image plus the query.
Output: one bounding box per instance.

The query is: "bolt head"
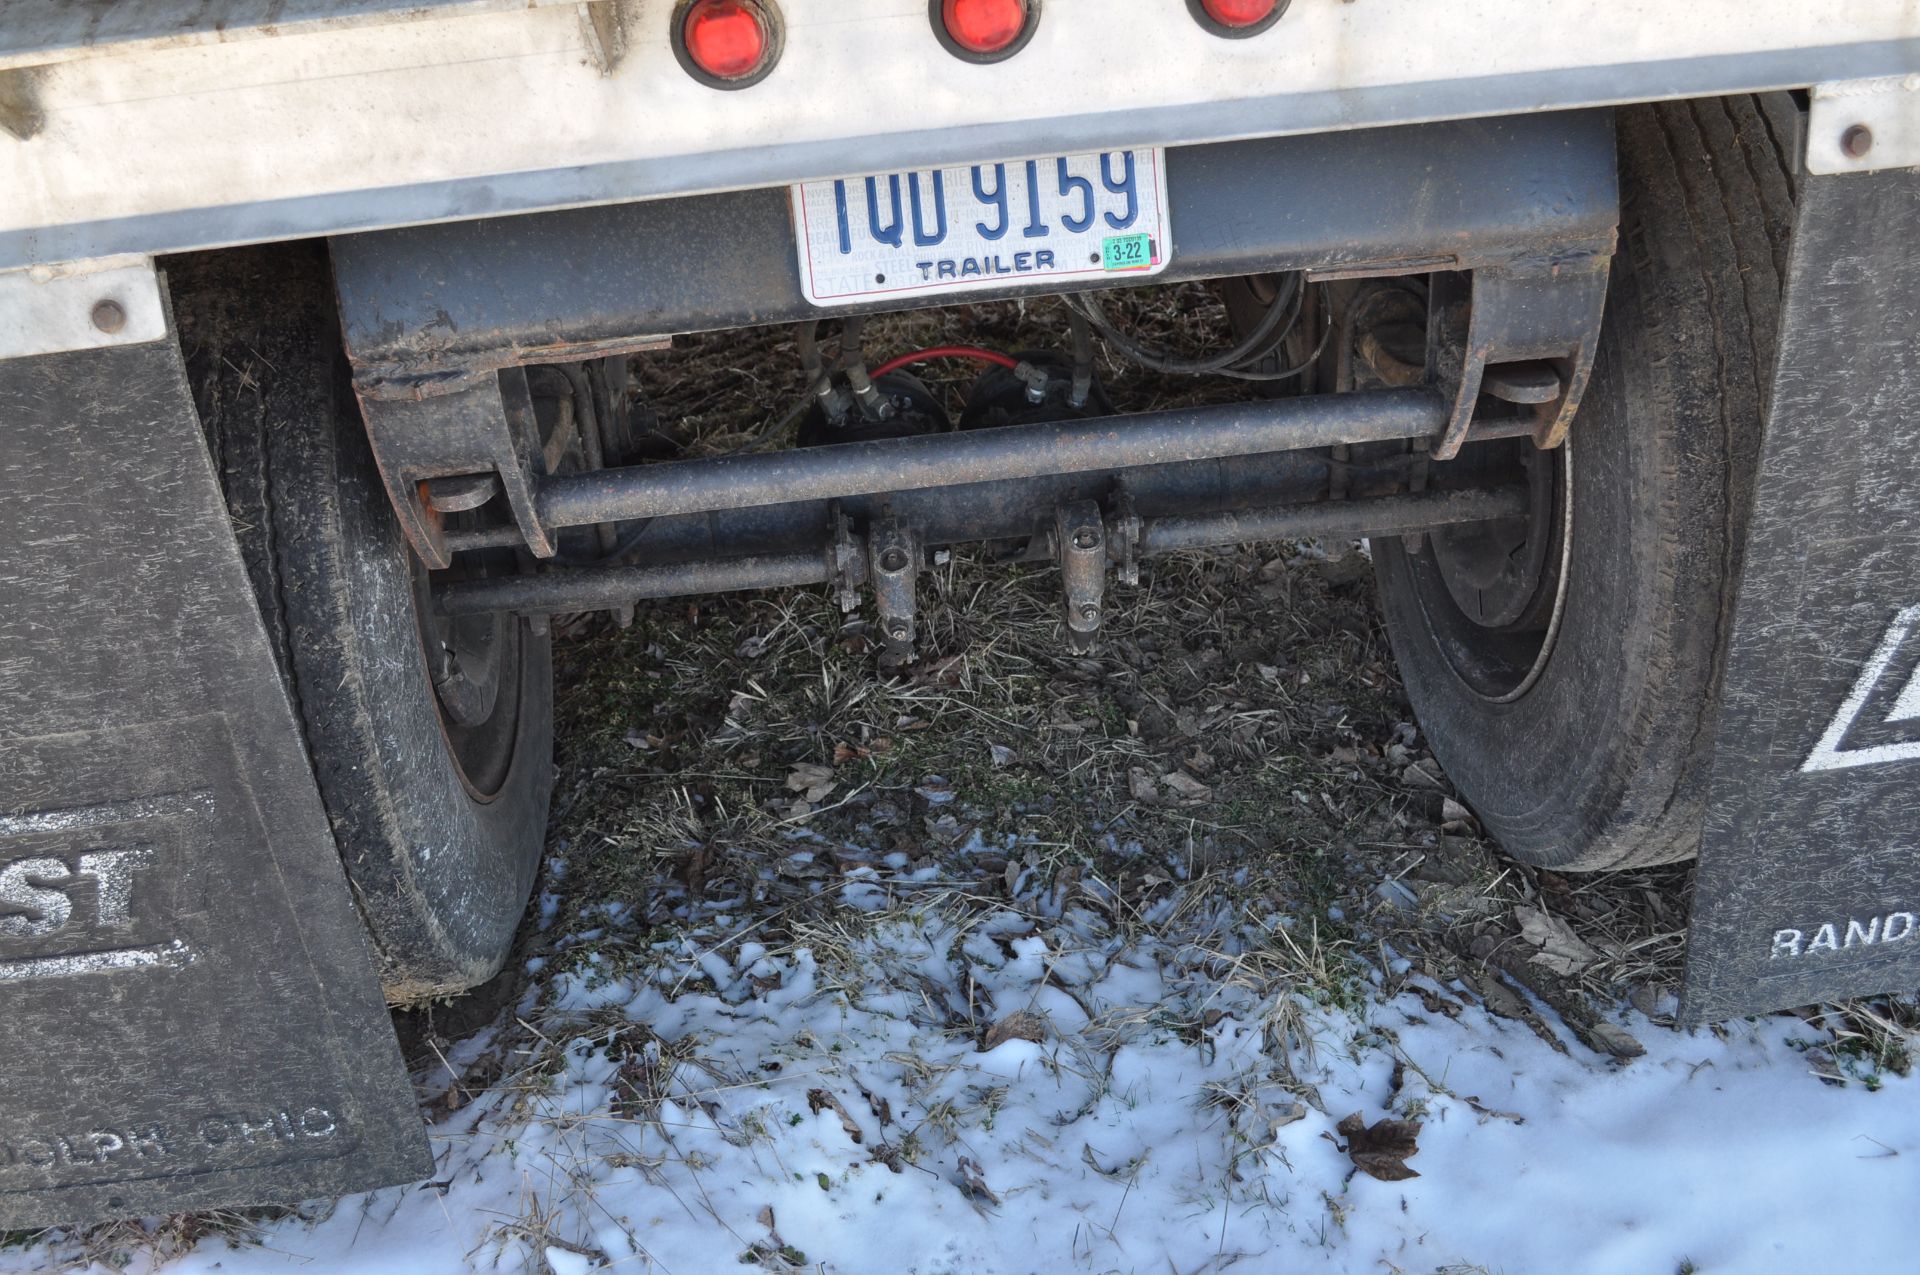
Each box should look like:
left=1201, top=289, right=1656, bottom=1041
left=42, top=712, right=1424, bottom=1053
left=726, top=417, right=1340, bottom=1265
left=1078, top=603, right=1100, bottom=622
left=887, top=619, right=911, bottom=639
left=1841, top=123, right=1874, bottom=160
left=89, top=299, right=127, bottom=334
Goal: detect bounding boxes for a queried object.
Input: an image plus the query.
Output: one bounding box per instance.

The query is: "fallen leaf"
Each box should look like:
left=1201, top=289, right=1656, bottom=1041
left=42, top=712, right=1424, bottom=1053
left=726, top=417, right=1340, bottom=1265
left=863, top=1090, right=893, bottom=1127
left=785, top=762, right=835, bottom=803
left=989, top=743, right=1018, bottom=768
left=1514, top=905, right=1602, bottom=977
left=1583, top=1021, right=1646, bottom=1060
left=914, top=654, right=967, bottom=686
left=833, top=742, right=870, bottom=764
left=1161, top=772, right=1212, bottom=803
left=1269, top=1101, right=1308, bottom=1130
left=981, top=1010, right=1047, bottom=1050
left=1463, top=971, right=1530, bottom=1021
left=923, top=813, right=969, bottom=844
left=955, top=1155, right=1000, bottom=1205
left=1334, top=1111, right=1423, bottom=1181
left=806, top=1089, right=864, bottom=1144
left=1314, top=550, right=1372, bottom=587
left=1400, top=758, right=1449, bottom=792
left=1127, top=768, right=1160, bottom=803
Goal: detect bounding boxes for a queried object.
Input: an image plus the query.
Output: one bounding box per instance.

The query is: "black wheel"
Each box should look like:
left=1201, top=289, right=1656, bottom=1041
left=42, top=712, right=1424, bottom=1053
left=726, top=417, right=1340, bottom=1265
left=1374, top=97, right=1800, bottom=871
left=178, top=245, right=554, bottom=999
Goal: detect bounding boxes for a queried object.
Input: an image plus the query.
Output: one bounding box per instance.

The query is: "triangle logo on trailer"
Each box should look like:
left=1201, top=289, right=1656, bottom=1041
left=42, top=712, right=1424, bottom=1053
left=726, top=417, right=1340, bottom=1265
left=1802, top=604, right=1920, bottom=773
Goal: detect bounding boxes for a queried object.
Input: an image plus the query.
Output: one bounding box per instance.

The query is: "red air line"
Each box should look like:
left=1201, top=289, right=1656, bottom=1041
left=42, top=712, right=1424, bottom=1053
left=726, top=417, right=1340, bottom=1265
left=868, top=346, right=1021, bottom=379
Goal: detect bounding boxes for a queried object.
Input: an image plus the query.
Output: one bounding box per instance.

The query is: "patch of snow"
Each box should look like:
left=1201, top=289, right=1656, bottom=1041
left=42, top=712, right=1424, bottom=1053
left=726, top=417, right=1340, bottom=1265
left=19, top=872, right=1917, bottom=1275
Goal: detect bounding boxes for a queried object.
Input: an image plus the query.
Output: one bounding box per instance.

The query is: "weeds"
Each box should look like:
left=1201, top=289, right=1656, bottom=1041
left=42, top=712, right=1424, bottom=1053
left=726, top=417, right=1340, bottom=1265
left=15, top=283, right=1916, bottom=1274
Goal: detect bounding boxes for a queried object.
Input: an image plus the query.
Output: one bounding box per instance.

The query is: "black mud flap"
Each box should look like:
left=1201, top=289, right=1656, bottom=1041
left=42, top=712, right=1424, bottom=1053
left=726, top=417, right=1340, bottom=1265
left=1682, top=166, right=1920, bottom=1022
left=0, top=323, right=430, bottom=1223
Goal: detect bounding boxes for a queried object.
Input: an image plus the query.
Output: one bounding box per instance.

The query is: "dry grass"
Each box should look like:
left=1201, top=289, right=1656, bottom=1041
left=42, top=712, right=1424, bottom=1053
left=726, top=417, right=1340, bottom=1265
left=630, top=283, right=1260, bottom=458
left=566, top=279, right=1919, bottom=1077
left=13, top=280, right=1916, bottom=1274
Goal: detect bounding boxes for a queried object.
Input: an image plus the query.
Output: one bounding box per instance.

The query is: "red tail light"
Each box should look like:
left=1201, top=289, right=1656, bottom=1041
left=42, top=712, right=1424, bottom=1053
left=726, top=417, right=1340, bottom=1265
left=935, top=0, right=1037, bottom=61
left=1191, top=0, right=1288, bottom=36
left=678, top=0, right=779, bottom=87
left=1203, top=0, right=1275, bottom=23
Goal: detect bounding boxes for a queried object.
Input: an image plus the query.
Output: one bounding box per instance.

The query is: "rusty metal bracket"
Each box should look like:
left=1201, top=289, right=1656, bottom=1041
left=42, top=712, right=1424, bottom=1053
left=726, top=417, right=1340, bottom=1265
left=1107, top=487, right=1142, bottom=588
left=1807, top=76, right=1913, bottom=175
left=1428, top=254, right=1611, bottom=460
left=826, top=506, right=868, bottom=614
left=355, top=368, right=554, bottom=569
left=868, top=518, right=920, bottom=665
left=1056, top=501, right=1108, bottom=653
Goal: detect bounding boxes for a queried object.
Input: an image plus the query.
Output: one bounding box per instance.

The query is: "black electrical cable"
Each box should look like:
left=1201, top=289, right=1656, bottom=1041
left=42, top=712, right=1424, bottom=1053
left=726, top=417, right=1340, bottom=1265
left=1066, top=305, right=1096, bottom=408
left=1066, top=271, right=1303, bottom=376
left=796, top=319, right=828, bottom=394
left=1206, top=290, right=1336, bottom=382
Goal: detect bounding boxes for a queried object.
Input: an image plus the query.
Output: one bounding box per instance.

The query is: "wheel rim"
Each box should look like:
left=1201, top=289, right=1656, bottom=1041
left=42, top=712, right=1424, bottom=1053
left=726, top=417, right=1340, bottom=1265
left=1401, top=439, right=1573, bottom=704
left=411, top=558, right=527, bottom=801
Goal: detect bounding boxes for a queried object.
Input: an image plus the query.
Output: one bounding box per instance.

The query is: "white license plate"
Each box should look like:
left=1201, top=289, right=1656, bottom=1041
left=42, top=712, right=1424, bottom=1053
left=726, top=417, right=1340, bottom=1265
left=791, top=148, right=1171, bottom=307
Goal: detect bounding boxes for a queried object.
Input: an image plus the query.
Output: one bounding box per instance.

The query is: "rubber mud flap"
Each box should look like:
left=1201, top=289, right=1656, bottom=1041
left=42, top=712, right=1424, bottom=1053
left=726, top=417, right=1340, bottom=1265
left=1682, top=167, right=1920, bottom=1022
left=0, top=325, right=430, bottom=1223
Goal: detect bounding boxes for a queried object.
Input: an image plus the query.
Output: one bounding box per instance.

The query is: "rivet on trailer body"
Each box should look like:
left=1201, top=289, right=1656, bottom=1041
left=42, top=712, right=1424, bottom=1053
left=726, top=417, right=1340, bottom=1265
left=90, top=300, right=127, bottom=334
left=1840, top=124, right=1874, bottom=159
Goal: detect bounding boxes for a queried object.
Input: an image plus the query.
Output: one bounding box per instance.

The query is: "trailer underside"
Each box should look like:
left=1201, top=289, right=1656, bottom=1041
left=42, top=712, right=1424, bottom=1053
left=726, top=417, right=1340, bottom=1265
left=2, top=0, right=1919, bottom=1228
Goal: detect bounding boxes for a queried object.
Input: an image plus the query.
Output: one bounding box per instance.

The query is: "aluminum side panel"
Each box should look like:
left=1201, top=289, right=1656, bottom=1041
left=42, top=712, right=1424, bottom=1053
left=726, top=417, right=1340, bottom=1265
left=0, top=1, right=1915, bottom=270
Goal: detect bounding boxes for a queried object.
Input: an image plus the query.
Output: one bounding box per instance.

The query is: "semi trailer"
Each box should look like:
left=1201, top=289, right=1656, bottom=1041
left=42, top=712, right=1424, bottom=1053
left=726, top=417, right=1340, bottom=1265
left=2, top=0, right=1918, bottom=1226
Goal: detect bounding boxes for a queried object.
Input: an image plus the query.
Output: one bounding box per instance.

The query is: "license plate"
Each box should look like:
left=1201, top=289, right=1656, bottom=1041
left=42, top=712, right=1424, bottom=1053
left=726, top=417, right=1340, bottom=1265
left=791, top=148, right=1171, bottom=307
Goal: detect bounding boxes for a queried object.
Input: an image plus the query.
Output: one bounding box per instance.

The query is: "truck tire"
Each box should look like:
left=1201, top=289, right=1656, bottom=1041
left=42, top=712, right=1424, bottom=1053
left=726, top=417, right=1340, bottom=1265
left=178, top=245, right=554, bottom=999
left=1373, top=98, right=1798, bottom=871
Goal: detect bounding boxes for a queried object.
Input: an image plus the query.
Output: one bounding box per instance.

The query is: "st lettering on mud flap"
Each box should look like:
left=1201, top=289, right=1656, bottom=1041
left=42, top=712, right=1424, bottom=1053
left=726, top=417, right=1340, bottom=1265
left=0, top=717, right=382, bottom=1206
left=0, top=327, right=427, bottom=1226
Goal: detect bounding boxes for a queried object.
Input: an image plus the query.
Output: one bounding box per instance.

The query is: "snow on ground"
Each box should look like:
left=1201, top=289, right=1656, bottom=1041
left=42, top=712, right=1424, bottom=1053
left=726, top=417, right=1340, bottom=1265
left=11, top=279, right=1913, bottom=1275
left=19, top=833, right=1915, bottom=1275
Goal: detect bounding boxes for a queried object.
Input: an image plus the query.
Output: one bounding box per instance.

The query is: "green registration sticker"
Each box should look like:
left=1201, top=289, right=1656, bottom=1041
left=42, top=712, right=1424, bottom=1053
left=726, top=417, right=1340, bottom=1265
left=1101, top=233, right=1155, bottom=272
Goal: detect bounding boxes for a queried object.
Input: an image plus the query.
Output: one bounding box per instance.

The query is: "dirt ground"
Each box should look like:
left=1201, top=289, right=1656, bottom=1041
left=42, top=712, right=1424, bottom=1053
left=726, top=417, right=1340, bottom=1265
left=16, top=284, right=1917, bottom=1274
